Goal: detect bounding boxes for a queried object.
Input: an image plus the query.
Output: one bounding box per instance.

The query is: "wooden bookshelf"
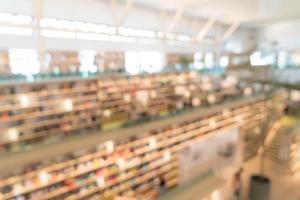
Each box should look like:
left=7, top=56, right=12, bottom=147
left=0, top=50, right=10, bottom=76
left=97, top=51, right=125, bottom=72
left=0, top=92, right=285, bottom=200
left=48, top=51, right=81, bottom=74
left=0, top=71, right=249, bottom=153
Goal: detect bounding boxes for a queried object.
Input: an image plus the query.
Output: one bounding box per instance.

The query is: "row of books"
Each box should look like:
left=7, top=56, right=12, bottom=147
left=0, top=92, right=285, bottom=200
left=0, top=72, right=254, bottom=153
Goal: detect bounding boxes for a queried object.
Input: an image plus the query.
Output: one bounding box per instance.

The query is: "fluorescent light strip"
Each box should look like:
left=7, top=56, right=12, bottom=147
left=41, top=29, right=76, bottom=39
left=118, top=26, right=156, bottom=38
left=41, top=29, right=135, bottom=43
left=0, top=12, right=32, bottom=25
left=176, top=34, right=191, bottom=42
left=0, top=14, right=196, bottom=43
left=40, top=18, right=116, bottom=35
left=77, top=32, right=110, bottom=41
left=40, top=17, right=193, bottom=42
left=0, top=26, right=32, bottom=36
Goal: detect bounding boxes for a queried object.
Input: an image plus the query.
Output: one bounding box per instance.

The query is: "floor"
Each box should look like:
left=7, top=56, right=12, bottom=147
left=241, top=156, right=300, bottom=200
left=158, top=116, right=300, bottom=200
left=241, top=118, right=300, bottom=200
left=159, top=155, right=300, bottom=200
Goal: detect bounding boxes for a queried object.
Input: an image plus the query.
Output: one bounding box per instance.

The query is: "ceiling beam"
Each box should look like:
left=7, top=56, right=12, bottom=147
left=220, top=21, right=240, bottom=42
left=166, top=7, right=185, bottom=35
left=196, top=17, right=218, bottom=41
left=32, top=0, right=46, bottom=68
left=116, top=0, right=134, bottom=31
left=111, top=0, right=118, bottom=28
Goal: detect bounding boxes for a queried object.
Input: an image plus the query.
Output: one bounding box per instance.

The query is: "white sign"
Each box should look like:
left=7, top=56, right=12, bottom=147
left=178, top=127, right=241, bottom=183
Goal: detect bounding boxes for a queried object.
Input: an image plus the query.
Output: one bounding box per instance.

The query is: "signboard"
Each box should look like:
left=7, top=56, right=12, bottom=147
left=178, top=127, right=241, bottom=183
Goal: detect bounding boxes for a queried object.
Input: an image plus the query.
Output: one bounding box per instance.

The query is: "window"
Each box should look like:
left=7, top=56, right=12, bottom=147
left=9, top=48, right=40, bottom=77
left=193, top=52, right=204, bottom=70
left=139, top=51, right=163, bottom=73
left=220, top=56, right=229, bottom=68
left=278, top=51, right=288, bottom=69
left=250, top=51, right=275, bottom=66
left=125, top=51, right=141, bottom=75
left=79, top=50, right=97, bottom=76
left=205, top=53, right=214, bottom=69
left=125, top=51, right=163, bottom=75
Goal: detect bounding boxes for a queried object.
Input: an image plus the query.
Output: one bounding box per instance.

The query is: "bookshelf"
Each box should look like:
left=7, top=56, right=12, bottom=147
left=48, top=51, right=81, bottom=75
left=0, top=50, right=10, bottom=76
left=0, top=93, right=285, bottom=200
left=98, top=51, right=125, bottom=73
left=0, top=71, right=249, bottom=153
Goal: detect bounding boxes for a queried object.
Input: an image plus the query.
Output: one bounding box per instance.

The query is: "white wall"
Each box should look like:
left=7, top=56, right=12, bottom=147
left=258, top=19, right=300, bottom=50
left=0, top=0, right=32, bottom=15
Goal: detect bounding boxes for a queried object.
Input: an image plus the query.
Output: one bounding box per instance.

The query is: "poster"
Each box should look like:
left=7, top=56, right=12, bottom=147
left=178, top=127, right=241, bottom=183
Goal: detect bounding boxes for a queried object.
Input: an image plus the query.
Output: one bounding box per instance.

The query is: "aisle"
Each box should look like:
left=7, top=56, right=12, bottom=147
left=242, top=156, right=300, bottom=200
left=242, top=118, right=300, bottom=200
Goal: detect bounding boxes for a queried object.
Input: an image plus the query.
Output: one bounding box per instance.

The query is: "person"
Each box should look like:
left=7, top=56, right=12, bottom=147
left=158, top=176, right=167, bottom=194
left=233, top=168, right=243, bottom=200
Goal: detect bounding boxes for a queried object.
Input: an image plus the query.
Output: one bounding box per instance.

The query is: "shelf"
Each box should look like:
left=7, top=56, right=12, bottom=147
left=0, top=71, right=252, bottom=152
left=0, top=93, right=285, bottom=199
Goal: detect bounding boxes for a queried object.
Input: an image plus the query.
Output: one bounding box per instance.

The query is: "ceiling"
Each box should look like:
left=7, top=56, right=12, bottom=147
left=135, top=0, right=300, bottom=27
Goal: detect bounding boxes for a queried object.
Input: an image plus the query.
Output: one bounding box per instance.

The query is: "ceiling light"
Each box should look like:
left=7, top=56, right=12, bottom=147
left=0, top=26, right=32, bottom=36
left=41, top=29, right=76, bottom=39
left=0, top=12, right=32, bottom=25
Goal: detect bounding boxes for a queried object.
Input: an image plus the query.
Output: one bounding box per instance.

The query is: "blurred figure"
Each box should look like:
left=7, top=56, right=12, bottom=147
left=233, top=168, right=243, bottom=200
left=158, top=176, right=167, bottom=193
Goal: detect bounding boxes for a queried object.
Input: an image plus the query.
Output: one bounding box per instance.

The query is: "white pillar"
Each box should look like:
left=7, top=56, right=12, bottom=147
left=33, top=0, right=46, bottom=72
